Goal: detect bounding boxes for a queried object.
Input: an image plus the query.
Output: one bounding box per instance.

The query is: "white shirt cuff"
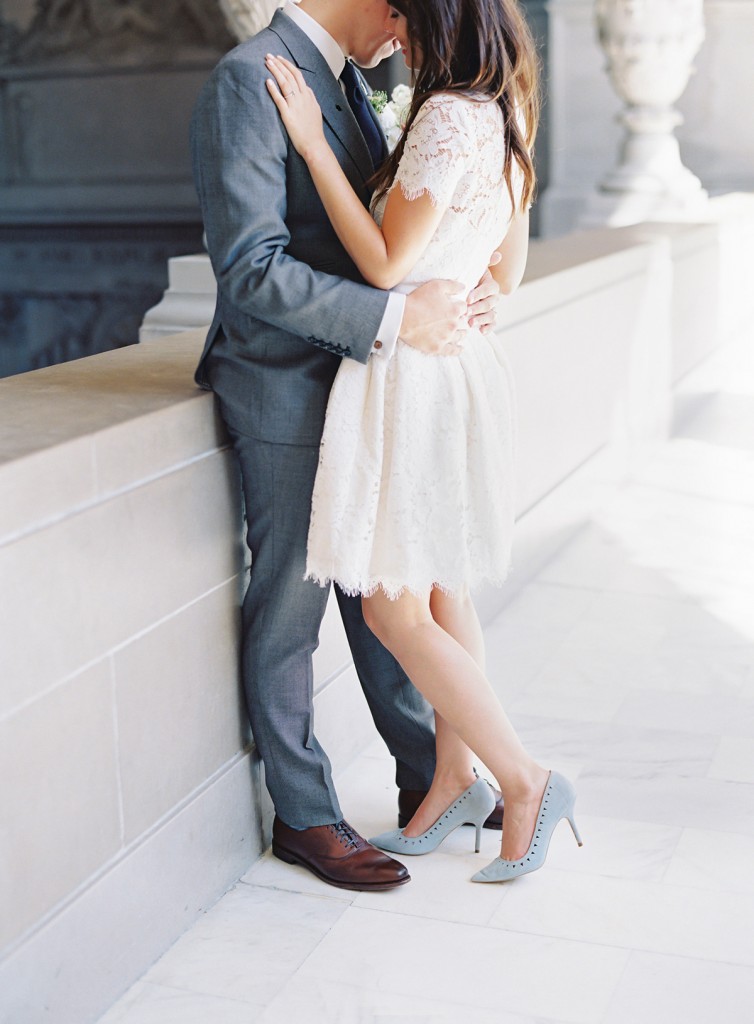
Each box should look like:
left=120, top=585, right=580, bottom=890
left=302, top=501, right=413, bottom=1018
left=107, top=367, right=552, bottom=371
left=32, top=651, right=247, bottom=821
left=371, top=291, right=404, bottom=359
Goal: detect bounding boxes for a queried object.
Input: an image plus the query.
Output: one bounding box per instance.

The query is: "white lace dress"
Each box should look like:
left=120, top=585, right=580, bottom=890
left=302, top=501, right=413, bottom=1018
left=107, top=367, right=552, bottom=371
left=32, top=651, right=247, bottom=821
left=305, top=93, right=522, bottom=598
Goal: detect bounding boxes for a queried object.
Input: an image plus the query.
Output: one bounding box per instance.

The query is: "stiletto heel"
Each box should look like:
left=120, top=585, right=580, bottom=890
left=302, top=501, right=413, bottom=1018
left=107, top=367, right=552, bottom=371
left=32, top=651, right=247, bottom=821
left=471, top=771, right=582, bottom=883
left=567, top=816, right=583, bottom=846
left=370, top=778, right=496, bottom=856
left=474, top=821, right=483, bottom=853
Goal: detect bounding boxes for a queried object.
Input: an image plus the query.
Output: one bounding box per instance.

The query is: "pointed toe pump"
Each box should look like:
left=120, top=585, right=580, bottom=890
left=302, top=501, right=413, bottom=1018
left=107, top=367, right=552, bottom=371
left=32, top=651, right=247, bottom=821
left=471, top=771, right=582, bottom=883
left=370, top=777, right=496, bottom=856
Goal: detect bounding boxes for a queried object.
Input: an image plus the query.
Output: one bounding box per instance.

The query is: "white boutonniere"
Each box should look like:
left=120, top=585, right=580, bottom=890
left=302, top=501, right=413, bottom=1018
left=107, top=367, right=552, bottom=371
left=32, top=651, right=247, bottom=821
left=369, top=84, right=412, bottom=151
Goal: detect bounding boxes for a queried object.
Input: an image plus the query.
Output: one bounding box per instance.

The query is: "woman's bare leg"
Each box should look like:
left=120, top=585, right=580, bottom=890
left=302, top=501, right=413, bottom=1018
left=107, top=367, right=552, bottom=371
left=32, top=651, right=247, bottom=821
left=429, top=586, right=486, bottom=669
left=401, top=588, right=483, bottom=836
left=362, top=587, right=548, bottom=861
left=402, top=712, right=477, bottom=836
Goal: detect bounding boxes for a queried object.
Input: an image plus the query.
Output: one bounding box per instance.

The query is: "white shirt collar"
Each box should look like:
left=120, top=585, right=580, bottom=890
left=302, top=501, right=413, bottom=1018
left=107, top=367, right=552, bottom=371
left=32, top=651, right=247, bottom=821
left=283, top=2, right=346, bottom=79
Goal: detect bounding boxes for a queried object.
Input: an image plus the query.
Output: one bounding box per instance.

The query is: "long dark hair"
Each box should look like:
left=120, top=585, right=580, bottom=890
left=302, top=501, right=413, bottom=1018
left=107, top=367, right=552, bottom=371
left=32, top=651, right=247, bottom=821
left=373, top=0, right=540, bottom=213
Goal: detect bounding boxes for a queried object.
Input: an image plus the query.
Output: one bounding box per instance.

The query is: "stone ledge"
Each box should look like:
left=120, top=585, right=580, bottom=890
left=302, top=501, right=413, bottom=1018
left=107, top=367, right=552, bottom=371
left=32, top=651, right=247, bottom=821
left=0, top=331, right=216, bottom=544
left=0, top=330, right=209, bottom=466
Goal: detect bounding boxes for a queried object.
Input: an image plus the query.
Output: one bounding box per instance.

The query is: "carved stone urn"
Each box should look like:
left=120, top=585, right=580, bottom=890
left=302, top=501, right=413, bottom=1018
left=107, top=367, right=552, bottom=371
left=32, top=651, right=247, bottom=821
left=219, top=0, right=284, bottom=41
left=587, top=0, right=707, bottom=224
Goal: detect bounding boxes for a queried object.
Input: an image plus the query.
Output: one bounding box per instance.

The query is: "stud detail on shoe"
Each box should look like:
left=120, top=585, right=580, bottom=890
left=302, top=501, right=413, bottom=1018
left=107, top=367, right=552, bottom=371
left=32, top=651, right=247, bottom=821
left=370, top=778, right=496, bottom=856
left=470, top=772, right=582, bottom=883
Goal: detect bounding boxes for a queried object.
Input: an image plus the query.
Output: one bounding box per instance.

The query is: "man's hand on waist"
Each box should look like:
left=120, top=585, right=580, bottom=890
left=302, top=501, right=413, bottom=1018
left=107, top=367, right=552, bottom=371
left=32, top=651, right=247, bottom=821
left=399, top=280, right=468, bottom=357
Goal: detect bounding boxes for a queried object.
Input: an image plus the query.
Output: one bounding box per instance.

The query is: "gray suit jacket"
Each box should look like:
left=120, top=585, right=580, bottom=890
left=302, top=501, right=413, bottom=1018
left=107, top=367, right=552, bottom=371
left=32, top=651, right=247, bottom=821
left=191, top=10, right=390, bottom=445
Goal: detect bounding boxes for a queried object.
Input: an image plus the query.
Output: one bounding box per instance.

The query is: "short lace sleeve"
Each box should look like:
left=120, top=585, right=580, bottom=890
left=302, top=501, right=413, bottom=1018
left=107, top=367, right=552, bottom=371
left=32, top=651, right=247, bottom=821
left=392, top=95, right=472, bottom=208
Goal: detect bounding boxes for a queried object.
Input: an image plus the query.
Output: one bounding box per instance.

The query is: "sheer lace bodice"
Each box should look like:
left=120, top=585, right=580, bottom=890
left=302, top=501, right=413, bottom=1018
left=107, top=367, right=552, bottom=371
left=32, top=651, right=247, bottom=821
left=373, top=93, right=522, bottom=294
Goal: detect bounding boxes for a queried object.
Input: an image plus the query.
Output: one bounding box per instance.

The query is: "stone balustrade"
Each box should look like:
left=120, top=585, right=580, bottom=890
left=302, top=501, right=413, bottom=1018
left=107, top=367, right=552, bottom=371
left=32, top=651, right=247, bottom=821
left=2, top=196, right=753, bottom=1024
left=542, top=0, right=754, bottom=235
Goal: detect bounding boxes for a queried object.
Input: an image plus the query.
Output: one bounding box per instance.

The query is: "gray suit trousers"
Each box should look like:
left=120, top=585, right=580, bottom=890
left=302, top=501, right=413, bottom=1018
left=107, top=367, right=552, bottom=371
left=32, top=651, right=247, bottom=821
left=208, top=338, right=437, bottom=828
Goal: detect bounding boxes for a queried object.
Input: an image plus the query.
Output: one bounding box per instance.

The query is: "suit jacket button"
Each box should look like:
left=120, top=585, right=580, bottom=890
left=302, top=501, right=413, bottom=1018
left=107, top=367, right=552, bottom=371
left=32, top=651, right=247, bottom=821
left=374, top=340, right=383, bottom=350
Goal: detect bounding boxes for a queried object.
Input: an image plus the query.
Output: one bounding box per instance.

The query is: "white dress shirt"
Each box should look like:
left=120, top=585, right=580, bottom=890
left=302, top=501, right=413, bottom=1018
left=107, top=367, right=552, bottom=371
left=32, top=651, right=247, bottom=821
left=283, top=1, right=402, bottom=359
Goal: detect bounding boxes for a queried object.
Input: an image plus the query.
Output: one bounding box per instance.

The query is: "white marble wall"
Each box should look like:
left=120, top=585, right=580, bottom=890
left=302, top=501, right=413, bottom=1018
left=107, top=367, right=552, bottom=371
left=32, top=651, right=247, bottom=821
left=0, top=338, right=248, bottom=1023
left=0, top=337, right=379, bottom=1024
left=542, top=0, right=754, bottom=235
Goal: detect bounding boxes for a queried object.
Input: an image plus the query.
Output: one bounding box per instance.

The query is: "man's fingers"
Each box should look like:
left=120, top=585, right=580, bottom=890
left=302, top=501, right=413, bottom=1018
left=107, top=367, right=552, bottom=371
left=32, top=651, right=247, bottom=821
left=467, top=273, right=497, bottom=307
left=440, top=336, right=464, bottom=357
left=468, top=302, right=498, bottom=326
left=435, top=280, right=468, bottom=327
left=467, top=294, right=495, bottom=316
left=441, top=279, right=466, bottom=298
left=440, top=328, right=467, bottom=356
left=488, top=250, right=503, bottom=267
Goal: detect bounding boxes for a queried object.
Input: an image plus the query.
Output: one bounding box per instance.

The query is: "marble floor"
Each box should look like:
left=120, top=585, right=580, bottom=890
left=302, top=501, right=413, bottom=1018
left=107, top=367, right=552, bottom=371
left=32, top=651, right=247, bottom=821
left=98, top=338, right=754, bottom=1024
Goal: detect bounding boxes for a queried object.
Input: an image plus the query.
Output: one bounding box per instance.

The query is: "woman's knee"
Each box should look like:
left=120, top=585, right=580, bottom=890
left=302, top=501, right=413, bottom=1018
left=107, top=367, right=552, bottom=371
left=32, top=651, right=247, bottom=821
left=361, top=594, right=391, bottom=643
left=429, top=585, right=474, bottom=622
left=361, top=591, right=429, bottom=649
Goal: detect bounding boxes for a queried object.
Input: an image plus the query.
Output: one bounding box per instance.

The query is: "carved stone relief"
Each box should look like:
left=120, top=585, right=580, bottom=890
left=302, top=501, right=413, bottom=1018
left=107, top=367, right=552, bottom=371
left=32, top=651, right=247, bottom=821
left=0, top=0, right=37, bottom=32
left=1, top=0, right=234, bottom=66
left=0, top=18, right=21, bottom=61
left=0, top=1, right=233, bottom=375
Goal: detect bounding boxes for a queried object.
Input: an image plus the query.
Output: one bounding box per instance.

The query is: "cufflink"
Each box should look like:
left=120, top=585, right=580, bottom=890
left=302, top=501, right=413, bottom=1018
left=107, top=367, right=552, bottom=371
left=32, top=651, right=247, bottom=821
left=374, top=340, right=383, bottom=350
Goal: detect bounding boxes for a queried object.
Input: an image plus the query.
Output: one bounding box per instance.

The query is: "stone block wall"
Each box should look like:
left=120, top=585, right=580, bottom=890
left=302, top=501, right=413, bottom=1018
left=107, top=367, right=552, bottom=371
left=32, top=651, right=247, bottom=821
left=0, top=329, right=387, bottom=1024
left=0, top=337, right=251, bottom=1024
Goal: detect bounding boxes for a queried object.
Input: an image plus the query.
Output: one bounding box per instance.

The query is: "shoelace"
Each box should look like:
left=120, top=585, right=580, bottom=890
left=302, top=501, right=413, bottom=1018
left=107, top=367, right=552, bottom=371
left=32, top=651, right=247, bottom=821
left=331, top=820, right=360, bottom=850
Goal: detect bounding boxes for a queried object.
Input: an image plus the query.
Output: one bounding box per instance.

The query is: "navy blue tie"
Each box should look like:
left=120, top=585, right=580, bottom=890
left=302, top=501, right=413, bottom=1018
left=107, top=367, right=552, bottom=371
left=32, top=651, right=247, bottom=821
left=340, top=60, right=385, bottom=170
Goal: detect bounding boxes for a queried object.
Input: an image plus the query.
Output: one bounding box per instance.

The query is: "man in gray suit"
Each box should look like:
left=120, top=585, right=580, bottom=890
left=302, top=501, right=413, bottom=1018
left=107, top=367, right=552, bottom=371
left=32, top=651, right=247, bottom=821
left=191, top=0, right=503, bottom=891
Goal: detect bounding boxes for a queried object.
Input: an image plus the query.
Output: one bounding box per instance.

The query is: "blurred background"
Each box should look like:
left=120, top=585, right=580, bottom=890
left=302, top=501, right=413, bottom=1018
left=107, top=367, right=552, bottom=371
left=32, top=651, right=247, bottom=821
left=0, top=1, right=751, bottom=377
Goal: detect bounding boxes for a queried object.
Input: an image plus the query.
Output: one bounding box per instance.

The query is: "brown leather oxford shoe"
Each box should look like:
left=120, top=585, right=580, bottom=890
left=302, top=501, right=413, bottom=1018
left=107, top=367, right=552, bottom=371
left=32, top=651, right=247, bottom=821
left=272, top=816, right=411, bottom=891
left=398, top=781, right=504, bottom=831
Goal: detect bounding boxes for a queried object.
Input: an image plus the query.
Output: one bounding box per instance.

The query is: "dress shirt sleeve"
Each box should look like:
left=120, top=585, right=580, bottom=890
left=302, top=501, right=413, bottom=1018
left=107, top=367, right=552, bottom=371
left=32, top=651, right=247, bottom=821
left=371, top=291, right=404, bottom=359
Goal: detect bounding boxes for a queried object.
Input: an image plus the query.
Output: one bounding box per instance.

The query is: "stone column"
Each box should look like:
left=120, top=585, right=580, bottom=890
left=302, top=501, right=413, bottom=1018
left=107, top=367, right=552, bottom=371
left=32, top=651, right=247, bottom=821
left=539, top=0, right=620, bottom=237
left=141, top=1, right=282, bottom=341
left=218, top=0, right=284, bottom=40
left=582, top=0, right=708, bottom=226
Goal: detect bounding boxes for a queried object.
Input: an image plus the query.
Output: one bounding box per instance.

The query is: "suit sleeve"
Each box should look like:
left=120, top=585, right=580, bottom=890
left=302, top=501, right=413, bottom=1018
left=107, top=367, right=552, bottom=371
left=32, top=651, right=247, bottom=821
left=191, top=56, right=388, bottom=365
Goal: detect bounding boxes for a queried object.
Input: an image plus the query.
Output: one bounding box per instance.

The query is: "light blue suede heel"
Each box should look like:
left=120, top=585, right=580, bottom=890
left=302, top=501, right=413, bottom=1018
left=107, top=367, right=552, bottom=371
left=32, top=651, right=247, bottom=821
left=471, top=771, right=582, bottom=883
left=370, top=777, right=496, bottom=855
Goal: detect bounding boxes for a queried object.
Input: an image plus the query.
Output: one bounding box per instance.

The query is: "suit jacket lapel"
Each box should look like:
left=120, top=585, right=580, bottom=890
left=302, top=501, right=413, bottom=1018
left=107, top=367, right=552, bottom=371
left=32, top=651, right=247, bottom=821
left=268, top=11, right=375, bottom=185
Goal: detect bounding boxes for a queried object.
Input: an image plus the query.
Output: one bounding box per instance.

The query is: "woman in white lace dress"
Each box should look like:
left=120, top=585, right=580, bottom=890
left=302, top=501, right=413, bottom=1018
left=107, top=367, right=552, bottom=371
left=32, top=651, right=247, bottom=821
left=265, top=0, right=582, bottom=881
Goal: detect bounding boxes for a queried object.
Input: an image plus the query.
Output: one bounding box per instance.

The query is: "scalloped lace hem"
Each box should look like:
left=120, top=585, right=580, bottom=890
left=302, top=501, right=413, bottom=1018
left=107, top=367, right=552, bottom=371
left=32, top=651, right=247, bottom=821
left=395, top=180, right=443, bottom=208
left=304, top=566, right=512, bottom=601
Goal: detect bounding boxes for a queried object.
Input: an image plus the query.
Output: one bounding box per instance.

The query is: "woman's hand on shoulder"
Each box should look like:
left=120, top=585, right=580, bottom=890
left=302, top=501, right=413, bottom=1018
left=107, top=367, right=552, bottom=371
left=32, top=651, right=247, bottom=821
left=265, top=55, right=328, bottom=164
